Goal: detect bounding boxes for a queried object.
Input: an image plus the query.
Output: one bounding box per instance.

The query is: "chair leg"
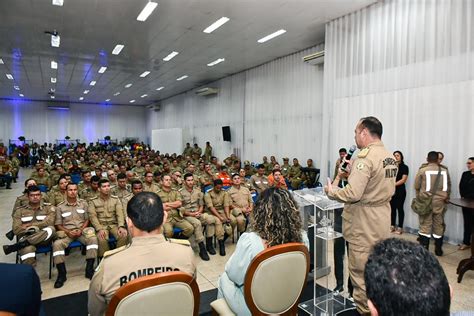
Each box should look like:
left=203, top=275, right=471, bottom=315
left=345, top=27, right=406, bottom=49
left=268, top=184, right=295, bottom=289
left=49, top=250, right=53, bottom=279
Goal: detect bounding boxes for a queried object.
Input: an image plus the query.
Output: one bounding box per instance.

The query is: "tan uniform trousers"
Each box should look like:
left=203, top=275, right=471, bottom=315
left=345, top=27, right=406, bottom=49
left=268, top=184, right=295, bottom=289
left=184, top=213, right=214, bottom=243
left=207, top=212, right=234, bottom=240
left=348, top=245, right=370, bottom=315
left=231, top=208, right=247, bottom=233
left=53, top=232, right=98, bottom=264
left=291, top=178, right=302, bottom=190
left=163, top=217, right=194, bottom=239
left=19, top=226, right=56, bottom=265
left=419, top=196, right=447, bottom=238
left=97, top=226, right=128, bottom=257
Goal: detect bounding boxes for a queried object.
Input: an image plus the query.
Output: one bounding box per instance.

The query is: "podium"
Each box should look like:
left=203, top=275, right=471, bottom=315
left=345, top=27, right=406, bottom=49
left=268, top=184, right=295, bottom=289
left=293, top=188, right=356, bottom=315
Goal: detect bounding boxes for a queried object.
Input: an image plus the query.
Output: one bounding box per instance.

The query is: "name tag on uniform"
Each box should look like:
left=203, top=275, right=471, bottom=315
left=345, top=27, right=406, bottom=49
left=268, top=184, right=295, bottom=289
left=255, top=181, right=261, bottom=184
left=263, top=181, right=268, bottom=184
left=61, top=212, right=72, bottom=217
left=77, top=209, right=85, bottom=214
left=36, top=215, right=47, bottom=221
left=21, top=216, right=34, bottom=222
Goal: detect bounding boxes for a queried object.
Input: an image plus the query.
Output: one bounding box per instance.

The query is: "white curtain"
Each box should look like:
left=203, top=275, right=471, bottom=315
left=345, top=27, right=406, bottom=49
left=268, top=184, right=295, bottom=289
left=322, top=0, right=474, bottom=243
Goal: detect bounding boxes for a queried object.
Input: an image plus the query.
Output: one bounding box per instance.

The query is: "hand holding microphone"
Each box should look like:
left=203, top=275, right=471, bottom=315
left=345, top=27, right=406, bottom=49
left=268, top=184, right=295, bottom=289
left=340, top=145, right=356, bottom=173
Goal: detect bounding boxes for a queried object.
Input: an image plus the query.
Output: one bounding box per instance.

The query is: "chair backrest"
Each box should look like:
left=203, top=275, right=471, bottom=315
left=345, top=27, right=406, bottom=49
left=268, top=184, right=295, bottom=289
left=106, top=271, right=200, bottom=316
left=244, top=243, right=309, bottom=316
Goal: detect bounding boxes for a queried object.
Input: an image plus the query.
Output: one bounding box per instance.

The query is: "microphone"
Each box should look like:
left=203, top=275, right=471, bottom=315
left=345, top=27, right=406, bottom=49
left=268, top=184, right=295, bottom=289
left=341, top=145, right=356, bottom=172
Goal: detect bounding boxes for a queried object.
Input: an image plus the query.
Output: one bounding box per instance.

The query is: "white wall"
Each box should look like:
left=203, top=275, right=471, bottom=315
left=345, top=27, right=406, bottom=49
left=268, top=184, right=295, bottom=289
left=0, top=100, right=147, bottom=145
left=147, top=44, right=325, bottom=165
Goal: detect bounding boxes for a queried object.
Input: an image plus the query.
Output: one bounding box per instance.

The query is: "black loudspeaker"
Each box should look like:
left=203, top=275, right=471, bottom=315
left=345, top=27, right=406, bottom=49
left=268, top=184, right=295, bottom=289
left=222, top=126, right=231, bottom=142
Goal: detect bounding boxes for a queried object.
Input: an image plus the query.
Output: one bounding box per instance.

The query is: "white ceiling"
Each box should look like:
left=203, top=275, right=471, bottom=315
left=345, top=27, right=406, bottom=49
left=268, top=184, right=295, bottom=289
left=0, top=0, right=376, bottom=106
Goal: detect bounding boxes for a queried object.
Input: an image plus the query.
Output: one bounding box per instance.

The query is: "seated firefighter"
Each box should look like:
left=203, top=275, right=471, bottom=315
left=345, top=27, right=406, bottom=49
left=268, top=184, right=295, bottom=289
left=4, top=185, right=56, bottom=265
left=53, top=182, right=98, bottom=288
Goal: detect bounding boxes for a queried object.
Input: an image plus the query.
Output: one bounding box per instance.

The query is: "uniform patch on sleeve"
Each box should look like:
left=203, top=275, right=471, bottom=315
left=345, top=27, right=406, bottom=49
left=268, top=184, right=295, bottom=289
left=356, top=163, right=365, bottom=170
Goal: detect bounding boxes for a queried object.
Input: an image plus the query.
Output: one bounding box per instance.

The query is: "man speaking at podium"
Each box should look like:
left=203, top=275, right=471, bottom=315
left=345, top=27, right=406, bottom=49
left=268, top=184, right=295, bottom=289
left=325, top=116, right=397, bottom=315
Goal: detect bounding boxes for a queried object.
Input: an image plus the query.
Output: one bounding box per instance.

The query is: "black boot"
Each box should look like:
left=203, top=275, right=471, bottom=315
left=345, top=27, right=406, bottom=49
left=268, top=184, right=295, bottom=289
left=198, top=242, right=210, bottom=261
left=223, top=233, right=229, bottom=242
left=3, top=240, right=29, bottom=255
left=218, top=240, right=226, bottom=256
left=333, top=284, right=344, bottom=293
left=419, top=235, right=430, bottom=250
left=206, top=237, right=216, bottom=255
left=54, top=263, right=67, bottom=288
left=434, top=236, right=444, bottom=256
left=85, top=259, right=95, bottom=279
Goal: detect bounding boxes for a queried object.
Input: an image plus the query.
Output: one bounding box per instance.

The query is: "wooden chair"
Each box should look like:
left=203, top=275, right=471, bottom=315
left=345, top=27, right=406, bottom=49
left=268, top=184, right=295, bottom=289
left=106, top=271, right=200, bottom=316
left=211, top=242, right=309, bottom=315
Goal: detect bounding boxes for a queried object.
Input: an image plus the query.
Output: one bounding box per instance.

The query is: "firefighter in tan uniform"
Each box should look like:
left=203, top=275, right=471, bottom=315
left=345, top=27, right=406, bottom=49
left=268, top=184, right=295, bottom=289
left=12, top=178, right=50, bottom=215
left=414, top=151, right=451, bottom=256
left=4, top=186, right=56, bottom=266
left=227, top=173, right=253, bottom=235
left=180, top=173, right=213, bottom=261
left=142, top=171, right=160, bottom=192
left=52, top=183, right=98, bottom=288
left=112, top=173, right=132, bottom=210
left=80, top=175, right=100, bottom=202
left=250, top=164, right=269, bottom=194
left=325, top=117, right=397, bottom=315
left=88, top=192, right=196, bottom=316
left=199, top=164, right=215, bottom=189
left=47, top=176, right=68, bottom=206
left=157, top=175, right=194, bottom=239
left=204, top=179, right=233, bottom=256
left=88, top=179, right=128, bottom=258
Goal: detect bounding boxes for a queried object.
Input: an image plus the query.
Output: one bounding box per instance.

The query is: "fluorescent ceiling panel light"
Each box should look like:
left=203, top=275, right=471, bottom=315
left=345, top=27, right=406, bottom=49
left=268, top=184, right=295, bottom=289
left=136, top=2, right=158, bottom=22
left=51, top=35, right=60, bottom=47
left=90, top=80, right=96, bottom=86
left=0, top=58, right=4, bottom=64
left=203, top=17, right=230, bottom=34
left=52, top=0, right=64, bottom=6
left=50, top=88, right=56, bottom=92
left=207, top=58, right=225, bottom=67
left=141, top=94, right=148, bottom=98
left=124, top=83, right=132, bottom=88
left=105, top=99, right=110, bottom=102
left=163, top=51, right=179, bottom=61
left=19, top=94, right=24, bottom=97
left=257, top=29, right=287, bottom=43
left=83, top=90, right=89, bottom=94
left=6, top=74, right=13, bottom=80
left=156, top=86, right=164, bottom=91
left=98, top=66, right=107, bottom=73
left=176, top=75, right=188, bottom=81
left=114, top=92, right=120, bottom=96
left=112, top=44, right=124, bottom=55
left=129, top=100, right=136, bottom=103
left=139, top=71, right=150, bottom=77
left=13, top=85, right=20, bottom=90
left=51, top=95, right=55, bottom=99
left=79, top=97, right=84, bottom=100
left=51, top=77, right=57, bottom=83
left=51, top=60, right=58, bottom=69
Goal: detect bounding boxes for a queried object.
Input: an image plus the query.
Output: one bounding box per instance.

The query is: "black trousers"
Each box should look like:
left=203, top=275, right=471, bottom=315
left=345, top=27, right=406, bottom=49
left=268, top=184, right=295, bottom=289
left=462, top=207, right=474, bottom=245
left=333, top=208, right=353, bottom=294
left=390, top=190, right=406, bottom=227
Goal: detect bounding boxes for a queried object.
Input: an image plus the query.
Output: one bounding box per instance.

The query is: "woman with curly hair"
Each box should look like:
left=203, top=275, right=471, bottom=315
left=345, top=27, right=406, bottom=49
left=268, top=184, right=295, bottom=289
left=217, top=188, right=308, bottom=315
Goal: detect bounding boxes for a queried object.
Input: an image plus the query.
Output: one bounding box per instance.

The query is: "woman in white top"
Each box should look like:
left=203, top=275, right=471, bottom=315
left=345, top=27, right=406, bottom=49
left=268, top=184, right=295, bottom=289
left=217, top=188, right=309, bottom=315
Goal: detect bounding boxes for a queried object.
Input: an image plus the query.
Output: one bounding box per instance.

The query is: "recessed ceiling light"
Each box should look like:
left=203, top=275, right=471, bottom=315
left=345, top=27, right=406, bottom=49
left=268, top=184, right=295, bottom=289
left=163, top=51, right=179, bottom=61
left=6, top=74, right=13, bottom=80
left=90, top=81, right=96, bottom=86
left=112, top=44, right=124, bottom=55
left=176, top=75, right=188, bottom=81
left=207, top=58, right=225, bottom=67
left=105, top=99, right=110, bottom=102
left=51, top=61, right=58, bottom=69
left=203, top=17, right=230, bottom=34
left=13, top=85, right=20, bottom=90
left=19, top=93, right=24, bottom=97
left=52, top=0, right=64, bottom=6
left=257, top=29, right=287, bottom=43
left=156, top=86, right=164, bottom=91
left=129, top=99, right=136, bottom=103
left=139, top=71, right=150, bottom=78
left=0, top=58, right=4, bottom=64
left=51, top=95, right=55, bottom=99
left=136, top=1, right=158, bottom=22
left=124, top=83, right=132, bottom=88
left=141, top=94, right=148, bottom=98
left=51, top=77, right=57, bottom=83
left=114, top=92, right=120, bottom=96
left=83, top=90, right=89, bottom=94
left=51, top=34, right=60, bottom=47
left=50, top=88, right=56, bottom=93
left=79, top=97, right=84, bottom=100
left=98, top=66, right=107, bottom=73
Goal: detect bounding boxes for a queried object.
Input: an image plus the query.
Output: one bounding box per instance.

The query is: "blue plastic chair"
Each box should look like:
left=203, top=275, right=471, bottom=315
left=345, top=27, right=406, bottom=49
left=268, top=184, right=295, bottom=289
left=251, top=192, right=258, bottom=204
left=71, top=174, right=81, bottom=184
left=37, top=184, right=48, bottom=193
left=16, top=244, right=53, bottom=279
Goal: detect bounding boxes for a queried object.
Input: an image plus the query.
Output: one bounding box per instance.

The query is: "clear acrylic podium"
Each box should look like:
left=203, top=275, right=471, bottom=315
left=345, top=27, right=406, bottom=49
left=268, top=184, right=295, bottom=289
left=293, top=188, right=356, bottom=315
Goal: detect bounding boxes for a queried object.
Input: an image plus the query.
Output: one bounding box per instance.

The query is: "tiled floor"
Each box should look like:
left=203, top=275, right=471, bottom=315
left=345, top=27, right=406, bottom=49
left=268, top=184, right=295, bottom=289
left=1, top=168, right=473, bottom=312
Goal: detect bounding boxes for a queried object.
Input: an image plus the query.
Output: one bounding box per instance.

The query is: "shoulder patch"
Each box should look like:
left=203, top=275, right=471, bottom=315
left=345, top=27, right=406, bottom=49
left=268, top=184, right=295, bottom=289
left=356, top=162, right=365, bottom=171
left=357, top=148, right=370, bottom=158
left=43, top=202, right=52, bottom=206
left=168, top=238, right=191, bottom=246
left=103, top=245, right=128, bottom=258
left=90, top=196, right=98, bottom=200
